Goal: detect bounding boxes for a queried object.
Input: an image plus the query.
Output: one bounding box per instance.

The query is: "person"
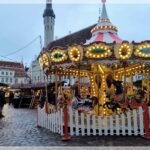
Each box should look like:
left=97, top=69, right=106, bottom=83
left=0, top=88, right=6, bottom=118
left=74, top=81, right=80, bottom=97
left=39, top=90, right=46, bottom=108
left=9, top=91, right=14, bottom=105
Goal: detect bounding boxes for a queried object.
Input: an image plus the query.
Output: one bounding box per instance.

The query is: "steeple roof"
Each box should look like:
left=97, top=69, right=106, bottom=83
left=101, top=0, right=109, bottom=20
left=86, top=0, right=122, bottom=44
left=43, top=0, right=55, bottom=18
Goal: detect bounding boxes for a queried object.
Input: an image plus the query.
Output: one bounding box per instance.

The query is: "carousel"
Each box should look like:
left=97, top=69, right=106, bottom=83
left=39, top=0, right=150, bottom=116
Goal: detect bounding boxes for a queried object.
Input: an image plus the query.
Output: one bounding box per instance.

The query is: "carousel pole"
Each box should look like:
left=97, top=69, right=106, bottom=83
left=123, top=62, right=127, bottom=100
left=59, top=75, right=62, bottom=94
left=97, top=66, right=100, bottom=116
left=78, top=63, right=81, bottom=97
left=45, top=73, right=49, bottom=114
left=55, top=66, right=58, bottom=111
left=130, top=76, right=133, bottom=95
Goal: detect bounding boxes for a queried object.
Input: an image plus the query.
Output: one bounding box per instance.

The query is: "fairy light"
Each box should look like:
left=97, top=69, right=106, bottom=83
left=135, top=44, right=150, bottom=58
left=68, top=47, right=81, bottom=62
left=118, top=43, right=132, bottom=60
left=50, top=50, right=67, bottom=63
left=86, top=44, right=112, bottom=59
left=91, top=25, right=118, bottom=33
left=39, top=53, right=50, bottom=69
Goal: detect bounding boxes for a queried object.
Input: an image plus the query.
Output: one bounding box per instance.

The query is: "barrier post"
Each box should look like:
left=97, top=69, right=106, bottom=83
left=143, top=104, right=150, bottom=139
left=62, top=98, right=71, bottom=141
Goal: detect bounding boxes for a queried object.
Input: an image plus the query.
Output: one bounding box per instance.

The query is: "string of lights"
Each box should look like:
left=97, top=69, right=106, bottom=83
left=2, top=35, right=42, bottom=57
left=0, top=35, right=42, bottom=62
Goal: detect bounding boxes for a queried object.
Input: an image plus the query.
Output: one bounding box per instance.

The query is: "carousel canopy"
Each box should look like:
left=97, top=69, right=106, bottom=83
left=39, top=0, right=150, bottom=74
left=86, top=0, right=122, bottom=44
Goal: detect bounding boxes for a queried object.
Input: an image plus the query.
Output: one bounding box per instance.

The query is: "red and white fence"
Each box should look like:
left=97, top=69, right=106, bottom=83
left=37, top=106, right=150, bottom=137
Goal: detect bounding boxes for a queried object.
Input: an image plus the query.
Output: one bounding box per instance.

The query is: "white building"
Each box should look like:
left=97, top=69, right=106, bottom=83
left=27, top=59, right=46, bottom=83
left=0, top=61, right=28, bottom=86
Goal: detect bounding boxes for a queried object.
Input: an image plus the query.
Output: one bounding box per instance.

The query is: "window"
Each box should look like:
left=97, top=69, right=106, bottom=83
left=38, top=76, right=40, bottom=81
left=10, top=78, right=12, bottom=83
left=6, top=78, right=8, bottom=83
left=6, top=72, right=8, bottom=75
left=1, top=78, right=4, bottom=83
left=1, top=72, right=4, bottom=75
left=10, top=72, right=12, bottom=76
left=15, top=79, right=18, bottom=84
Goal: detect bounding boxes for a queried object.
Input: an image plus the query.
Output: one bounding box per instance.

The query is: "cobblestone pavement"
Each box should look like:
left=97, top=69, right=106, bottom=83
left=0, top=104, right=150, bottom=146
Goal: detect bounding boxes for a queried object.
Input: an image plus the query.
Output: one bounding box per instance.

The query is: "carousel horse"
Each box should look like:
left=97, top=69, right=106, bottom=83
left=103, top=80, right=129, bottom=112
left=129, top=89, right=146, bottom=109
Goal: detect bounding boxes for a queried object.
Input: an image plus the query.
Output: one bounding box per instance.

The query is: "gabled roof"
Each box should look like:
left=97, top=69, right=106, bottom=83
left=47, top=24, right=96, bottom=50
left=0, top=61, right=28, bottom=78
left=0, top=61, right=24, bottom=68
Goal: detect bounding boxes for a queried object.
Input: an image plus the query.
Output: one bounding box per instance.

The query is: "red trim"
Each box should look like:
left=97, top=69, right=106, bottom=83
left=109, top=32, right=122, bottom=43
left=95, top=33, right=104, bottom=42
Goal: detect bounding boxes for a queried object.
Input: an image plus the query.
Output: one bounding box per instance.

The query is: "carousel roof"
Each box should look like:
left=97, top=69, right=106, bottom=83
left=86, top=0, right=122, bottom=44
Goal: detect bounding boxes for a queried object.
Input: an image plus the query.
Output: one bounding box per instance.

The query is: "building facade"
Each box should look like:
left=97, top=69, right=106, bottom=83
left=0, top=61, right=28, bottom=86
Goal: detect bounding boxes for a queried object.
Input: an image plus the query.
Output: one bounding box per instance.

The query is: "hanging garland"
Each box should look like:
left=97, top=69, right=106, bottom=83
left=85, top=44, right=112, bottom=59
left=118, top=43, right=132, bottom=60
left=50, top=50, right=67, bottom=63
left=68, top=46, right=83, bottom=62
left=135, top=44, right=150, bottom=58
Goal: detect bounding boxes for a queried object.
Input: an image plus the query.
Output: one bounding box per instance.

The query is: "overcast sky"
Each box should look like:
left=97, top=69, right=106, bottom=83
left=0, top=3, right=150, bottom=66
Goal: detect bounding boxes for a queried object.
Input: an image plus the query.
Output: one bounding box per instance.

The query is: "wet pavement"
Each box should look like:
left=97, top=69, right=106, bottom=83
left=0, top=104, right=150, bottom=146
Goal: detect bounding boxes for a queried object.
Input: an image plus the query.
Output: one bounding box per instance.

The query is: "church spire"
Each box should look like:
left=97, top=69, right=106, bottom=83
left=101, top=0, right=109, bottom=20
left=43, top=0, right=55, bottom=47
left=46, top=0, right=52, bottom=9
left=43, top=0, right=55, bottom=18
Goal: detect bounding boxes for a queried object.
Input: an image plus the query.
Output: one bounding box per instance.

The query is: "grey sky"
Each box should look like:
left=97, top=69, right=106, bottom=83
left=0, top=3, right=150, bottom=66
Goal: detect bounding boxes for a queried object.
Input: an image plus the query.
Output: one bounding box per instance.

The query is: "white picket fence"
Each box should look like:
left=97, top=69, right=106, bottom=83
left=37, top=106, right=150, bottom=136
left=37, top=107, right=64, bottom=135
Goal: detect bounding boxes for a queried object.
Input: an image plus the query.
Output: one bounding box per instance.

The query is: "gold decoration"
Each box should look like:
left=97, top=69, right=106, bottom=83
left=85, top=44, right=112, bottom=59
left=68, top=46, right=82, bottom=62
left=135, top=44, right=150, bottom=58
left=50, top=49, right=67, bottom=63
left=39, top=53, right=50, bottom=68
left=118, top=43, right=132, bottom=60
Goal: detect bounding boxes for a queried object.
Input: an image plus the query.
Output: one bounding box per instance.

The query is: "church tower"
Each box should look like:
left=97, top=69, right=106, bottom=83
left=43, top=0, right=55, bottom=48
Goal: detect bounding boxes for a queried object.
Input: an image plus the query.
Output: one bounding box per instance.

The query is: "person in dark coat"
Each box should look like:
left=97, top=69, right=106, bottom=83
left=39, top=90, right=46, bottom=108
left=0, top=89, right=6, bottom=118
left=74, top=81, right=80, bottom=97
left=9, top=91, right=14, bottom=105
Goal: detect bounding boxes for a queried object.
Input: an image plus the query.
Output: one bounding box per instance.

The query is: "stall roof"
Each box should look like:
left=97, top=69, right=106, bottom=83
left=11, top=81, right=67, bottom=90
